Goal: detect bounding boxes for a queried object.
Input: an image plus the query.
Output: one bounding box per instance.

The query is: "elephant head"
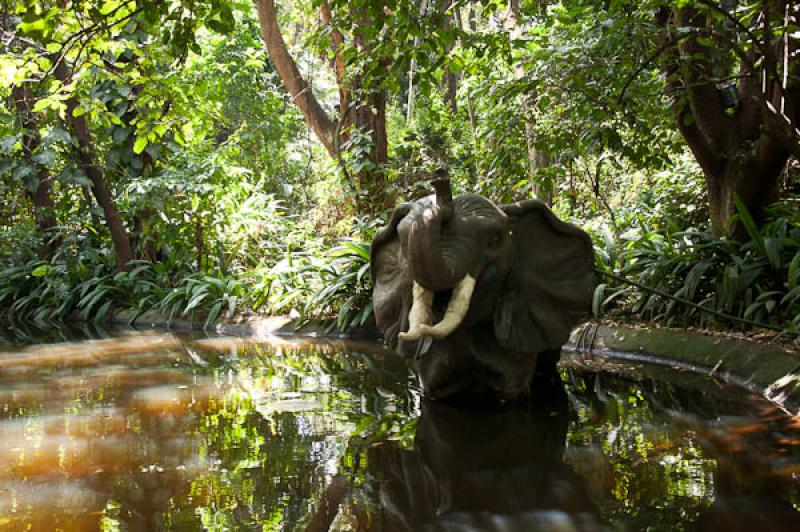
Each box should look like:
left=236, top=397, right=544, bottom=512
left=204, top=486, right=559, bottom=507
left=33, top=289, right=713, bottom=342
left=370, top=177, right=594, bottom=400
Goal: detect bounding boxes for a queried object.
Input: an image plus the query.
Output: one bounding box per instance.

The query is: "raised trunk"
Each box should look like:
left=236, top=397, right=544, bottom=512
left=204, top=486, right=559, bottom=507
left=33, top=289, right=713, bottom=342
left=406, top=211, right=461, bottom=292
left=406, top=179, right=462, bottom=291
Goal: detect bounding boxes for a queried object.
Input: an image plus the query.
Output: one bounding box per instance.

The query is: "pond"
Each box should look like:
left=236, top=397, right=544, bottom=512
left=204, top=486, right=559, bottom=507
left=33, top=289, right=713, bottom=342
left=0, top=328, right=798, bottom=531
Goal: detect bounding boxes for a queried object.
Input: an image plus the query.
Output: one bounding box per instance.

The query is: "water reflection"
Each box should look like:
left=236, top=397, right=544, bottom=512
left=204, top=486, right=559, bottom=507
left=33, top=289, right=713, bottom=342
left=342, top=377, right=601, bottom=531
left=0, top=332, right=797, bottom=530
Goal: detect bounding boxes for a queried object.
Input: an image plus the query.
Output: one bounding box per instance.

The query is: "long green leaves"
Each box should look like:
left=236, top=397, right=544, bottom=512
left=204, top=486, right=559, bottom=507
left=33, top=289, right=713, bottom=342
left=593, top=206, right=800, bottom=333
left=0, top=232, right=376, bottom=332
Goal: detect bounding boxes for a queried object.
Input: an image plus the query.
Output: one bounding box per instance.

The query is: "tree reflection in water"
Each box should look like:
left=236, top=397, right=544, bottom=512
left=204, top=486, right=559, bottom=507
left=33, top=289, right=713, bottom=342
left=0, top=332, right=797, bottom=530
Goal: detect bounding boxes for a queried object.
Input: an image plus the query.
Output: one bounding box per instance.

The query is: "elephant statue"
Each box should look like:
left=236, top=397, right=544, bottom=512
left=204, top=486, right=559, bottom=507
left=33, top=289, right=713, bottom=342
left=370, top=175, right=594, bottom=401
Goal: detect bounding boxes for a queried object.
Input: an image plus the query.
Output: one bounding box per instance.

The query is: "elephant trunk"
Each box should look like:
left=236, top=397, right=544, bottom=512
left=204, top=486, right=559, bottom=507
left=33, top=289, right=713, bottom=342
left=407, top=175, right=467, bottom=291
left=432, top=172, right=453, bottom=220
left=399, top=274, right=476, bottom=342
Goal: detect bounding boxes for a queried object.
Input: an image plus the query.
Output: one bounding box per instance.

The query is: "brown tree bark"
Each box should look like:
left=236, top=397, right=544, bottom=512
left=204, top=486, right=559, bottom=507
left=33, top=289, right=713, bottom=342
left=320, top=1, right=349, bottom=130
left=255, top=0, right=336, bottom=155
left=442, top=2, right=458, bottom=114
left=12, top=83, right=59, bottom=258
left=53, top=64, right=134, bottom=271
left=660, top=2, right=799, bottom=234
left=255, top=0, right=392, bottom=213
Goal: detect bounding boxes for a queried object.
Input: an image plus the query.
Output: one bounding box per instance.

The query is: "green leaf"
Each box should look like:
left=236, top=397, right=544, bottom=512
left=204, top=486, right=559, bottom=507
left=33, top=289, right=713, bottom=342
left=31, top=264, right=52, bottom=277
left=204, top=301, right=223, bottom=330
left=788, top=252, right=800, bottom=289
left=133, top=136, right=148, bottom=154
left=733, top=194, right=765, bottom=255
left=32, top=148, right=56, bottom=167
left=0, top=134, right=20, bottom=154
left=592, top=283, right=607, bottom=317
left=19, top=18, right=47, bottom=35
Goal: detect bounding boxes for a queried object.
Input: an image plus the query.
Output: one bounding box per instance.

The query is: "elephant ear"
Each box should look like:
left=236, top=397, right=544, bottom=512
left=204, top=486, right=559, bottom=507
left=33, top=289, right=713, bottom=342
left=371, top=203, right=413, bottom=350
left=494, top=200, right=594, bottom=353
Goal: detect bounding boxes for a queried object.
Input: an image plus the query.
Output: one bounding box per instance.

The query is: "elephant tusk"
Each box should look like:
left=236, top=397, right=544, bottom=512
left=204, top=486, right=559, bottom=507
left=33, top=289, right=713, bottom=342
left=398, top=282, right=434, bottom=341
left=416, top=274, right=476, bottom=339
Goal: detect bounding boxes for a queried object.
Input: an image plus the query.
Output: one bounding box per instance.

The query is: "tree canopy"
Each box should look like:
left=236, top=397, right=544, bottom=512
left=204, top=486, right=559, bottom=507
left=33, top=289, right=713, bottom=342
left=1, top=0, right=799, bottom=334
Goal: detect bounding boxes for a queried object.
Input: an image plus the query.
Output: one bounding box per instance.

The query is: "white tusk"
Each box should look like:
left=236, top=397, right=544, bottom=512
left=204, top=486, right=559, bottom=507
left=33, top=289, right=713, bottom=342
left=416, top=274, right=476, bottom=339
left=398, top=282, right=434, bottom=341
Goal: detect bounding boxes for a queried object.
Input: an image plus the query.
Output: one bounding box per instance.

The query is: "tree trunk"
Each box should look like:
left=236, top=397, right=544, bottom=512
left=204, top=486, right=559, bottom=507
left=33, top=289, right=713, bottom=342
left=659, top=3, right=799, bottom=235
left=256, top=0, right=336, bottom=155
left=54, top=64, right=133, bottom=272
left=69, top=127, right=134, bottom=272
left=441, top=1, right=458, bottom=114
left=452, top=4, right=479, bottom=178
left=12, top=84, right=59, bottom=257
left=530, top=148, right=553, bottom=205
left=256, top=0, right=392, bottom=213
left=506, top=0, right=553, bottom=205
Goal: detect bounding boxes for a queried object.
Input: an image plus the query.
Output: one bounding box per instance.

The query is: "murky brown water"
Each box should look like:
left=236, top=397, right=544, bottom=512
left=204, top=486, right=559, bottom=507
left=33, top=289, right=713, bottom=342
left=0, top=328, right=798, bottom=531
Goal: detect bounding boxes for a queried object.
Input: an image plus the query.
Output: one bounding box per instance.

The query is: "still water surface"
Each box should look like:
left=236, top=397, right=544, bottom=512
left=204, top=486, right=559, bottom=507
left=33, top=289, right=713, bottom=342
left=0, top=329, right=798, bottom=531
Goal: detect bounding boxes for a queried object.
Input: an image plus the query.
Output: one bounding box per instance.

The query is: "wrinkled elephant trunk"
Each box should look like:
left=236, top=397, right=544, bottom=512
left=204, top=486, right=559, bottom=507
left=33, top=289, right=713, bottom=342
left=406, top=175, right=465, bottom=292
left=399, top=274, right=476, bottom=342
left=432, top=173, right=453, bottom=218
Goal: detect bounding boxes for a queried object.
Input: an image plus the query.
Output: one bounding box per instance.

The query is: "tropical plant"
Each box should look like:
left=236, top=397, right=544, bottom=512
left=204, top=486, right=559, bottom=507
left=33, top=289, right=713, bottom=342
left=308, top=239, right=374, bottom=332
left=593, top=202, right=800, bottom=333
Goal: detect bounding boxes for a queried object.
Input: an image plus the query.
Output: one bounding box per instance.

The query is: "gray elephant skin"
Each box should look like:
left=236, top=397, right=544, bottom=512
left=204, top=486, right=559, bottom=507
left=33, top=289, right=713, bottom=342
left=370, top=180, right=594, bottom=401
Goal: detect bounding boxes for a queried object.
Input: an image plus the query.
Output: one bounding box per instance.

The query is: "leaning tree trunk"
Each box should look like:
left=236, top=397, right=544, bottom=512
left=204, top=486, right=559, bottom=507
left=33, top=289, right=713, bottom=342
left=54, top=64, right=133, bottom=272
left=12, top=83, right=59, bottom=258
left=256, top=0, right=393, bottom=214
left=659, top=3, right=800, bottom=235
left=67, top=115, right=134, bottom=273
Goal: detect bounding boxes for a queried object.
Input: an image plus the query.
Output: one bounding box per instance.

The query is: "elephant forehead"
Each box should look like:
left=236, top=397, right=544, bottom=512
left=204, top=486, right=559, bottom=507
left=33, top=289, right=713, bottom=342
left=453, top=194, right=506, bottom=220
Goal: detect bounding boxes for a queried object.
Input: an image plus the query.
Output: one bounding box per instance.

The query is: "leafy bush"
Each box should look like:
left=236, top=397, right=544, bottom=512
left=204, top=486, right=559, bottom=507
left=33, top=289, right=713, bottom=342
left=158, top=273, right=245, bottom=330
left=593, top=202, right=800, bottom=333
left=0, top=228, right=378, bottom=332
left=307, top=239, right=373, bottom=332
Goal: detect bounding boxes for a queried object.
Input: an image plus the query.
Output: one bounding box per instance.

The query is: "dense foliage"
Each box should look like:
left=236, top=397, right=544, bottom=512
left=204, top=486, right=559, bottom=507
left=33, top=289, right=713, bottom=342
left=1, top=0, right=799, bottom=335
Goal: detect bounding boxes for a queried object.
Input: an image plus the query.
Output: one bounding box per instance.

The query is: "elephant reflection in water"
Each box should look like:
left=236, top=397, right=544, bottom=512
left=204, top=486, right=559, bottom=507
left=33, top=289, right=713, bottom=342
left=334, top=378, right=600, bottom=531
left=371, top=174, right=594, bottom=401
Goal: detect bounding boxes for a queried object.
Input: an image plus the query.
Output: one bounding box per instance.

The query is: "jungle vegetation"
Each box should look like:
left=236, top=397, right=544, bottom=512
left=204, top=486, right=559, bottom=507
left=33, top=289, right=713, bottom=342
left=1, top=0, right=799, bottom=335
